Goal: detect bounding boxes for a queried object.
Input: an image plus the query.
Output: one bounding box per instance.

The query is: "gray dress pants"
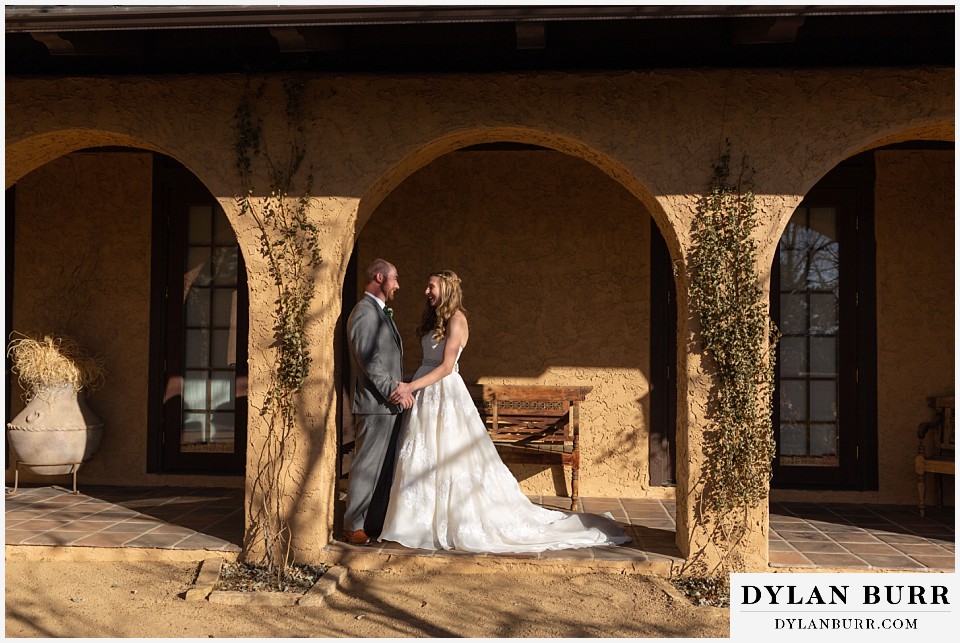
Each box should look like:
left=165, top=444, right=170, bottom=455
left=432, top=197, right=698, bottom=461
left=344, top=413, right=401, bottom=533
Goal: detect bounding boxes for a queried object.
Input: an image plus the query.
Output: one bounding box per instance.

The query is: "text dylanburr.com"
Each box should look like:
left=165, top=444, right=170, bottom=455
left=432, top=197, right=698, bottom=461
left=731, top=573, right=957, bottom=639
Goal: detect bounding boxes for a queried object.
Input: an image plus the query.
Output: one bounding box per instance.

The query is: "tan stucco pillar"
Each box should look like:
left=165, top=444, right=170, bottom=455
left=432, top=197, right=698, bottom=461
left=225, top=190, right=361, bottom=561
left=670, top=192, right=804, bottom=574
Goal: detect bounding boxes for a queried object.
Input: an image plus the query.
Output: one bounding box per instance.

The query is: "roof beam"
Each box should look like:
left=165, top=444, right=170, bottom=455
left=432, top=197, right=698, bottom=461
left=515, top=21, right=545, bottom=50
left=29, top=31, right=75, bottom=54
left=6, top=5, right=950, bottom=33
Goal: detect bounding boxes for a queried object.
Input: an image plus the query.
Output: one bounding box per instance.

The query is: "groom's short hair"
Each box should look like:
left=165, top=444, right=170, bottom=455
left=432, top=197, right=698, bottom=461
left=366, top=258, right=395, bottom=282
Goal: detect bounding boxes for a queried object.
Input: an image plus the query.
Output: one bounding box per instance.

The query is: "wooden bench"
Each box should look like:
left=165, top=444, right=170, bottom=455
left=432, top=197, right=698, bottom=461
left=472, top=384, right=592, bottom=510
left=915, top=395, right=955, bottom=517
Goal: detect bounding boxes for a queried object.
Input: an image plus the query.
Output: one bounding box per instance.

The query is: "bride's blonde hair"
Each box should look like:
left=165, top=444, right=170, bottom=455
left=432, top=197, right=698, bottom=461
left=418, top=270, right=466, bottom=342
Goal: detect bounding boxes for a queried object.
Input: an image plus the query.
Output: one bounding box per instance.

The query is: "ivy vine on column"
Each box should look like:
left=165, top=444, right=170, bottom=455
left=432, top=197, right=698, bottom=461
left=234, top=78, right=321, bottom=585
left=686, top=142, right=780, bottom=571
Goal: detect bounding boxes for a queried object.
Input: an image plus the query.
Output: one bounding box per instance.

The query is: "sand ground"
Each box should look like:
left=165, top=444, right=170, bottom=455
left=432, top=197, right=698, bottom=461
left=4, top=558, right=729, bottom=638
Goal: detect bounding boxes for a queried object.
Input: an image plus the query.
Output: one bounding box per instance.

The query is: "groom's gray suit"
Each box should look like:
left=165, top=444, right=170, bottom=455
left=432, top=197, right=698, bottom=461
left=344, top=293, right=404, bottom=533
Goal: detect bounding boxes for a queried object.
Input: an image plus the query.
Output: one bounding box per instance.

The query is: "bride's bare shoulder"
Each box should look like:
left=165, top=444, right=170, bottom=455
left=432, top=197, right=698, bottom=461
left=451, top=310, right=469, bottom=346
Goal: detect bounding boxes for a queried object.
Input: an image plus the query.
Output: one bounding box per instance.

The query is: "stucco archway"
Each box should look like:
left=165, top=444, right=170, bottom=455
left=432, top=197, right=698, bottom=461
left=761, top=129, right=953, bottom=512
left=761, top=123, right=955, bottom=248
left=354, top=127, right=682, bottom=262
left=335, top=128, right=682, bottom=537
left=6, top=138, right=251, bottom=490
left=5, top=130, right=166, bottom=189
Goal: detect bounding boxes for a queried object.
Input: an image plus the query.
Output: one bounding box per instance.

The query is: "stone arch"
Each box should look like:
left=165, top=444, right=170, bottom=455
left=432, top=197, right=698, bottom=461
left=6, top=128, right=254, bottom=486
left=6, top=129, right=165, bottom=188
left=6, top=128, right=252, bottom=264
left=761, top=121, right=955, bottom=266
left=341, top=124, right=680, bottom=504
left=354, top=126, right=682, bottom=265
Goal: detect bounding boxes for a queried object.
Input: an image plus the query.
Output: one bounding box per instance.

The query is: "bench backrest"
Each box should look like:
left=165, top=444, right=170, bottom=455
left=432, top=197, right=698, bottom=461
left=476, top=384, right=592, bottom=444
left=919, top=396, right=955, bottom=456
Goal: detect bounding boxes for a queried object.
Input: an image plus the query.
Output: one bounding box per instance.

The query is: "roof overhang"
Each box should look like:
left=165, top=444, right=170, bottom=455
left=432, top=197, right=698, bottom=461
left=6, top=4, right=953, bottom=74
left=5, top=4, right=953, bottom=32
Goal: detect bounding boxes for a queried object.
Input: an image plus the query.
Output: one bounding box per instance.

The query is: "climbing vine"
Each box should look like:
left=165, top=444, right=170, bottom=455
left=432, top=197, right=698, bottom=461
left=234, top=78, right=321, bottom=585
left=687, top=142, right=779, bottom=565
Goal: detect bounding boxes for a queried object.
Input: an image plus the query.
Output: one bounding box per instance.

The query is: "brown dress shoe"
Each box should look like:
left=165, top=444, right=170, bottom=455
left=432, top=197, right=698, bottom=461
left=343, top=529, right=371, bottom=545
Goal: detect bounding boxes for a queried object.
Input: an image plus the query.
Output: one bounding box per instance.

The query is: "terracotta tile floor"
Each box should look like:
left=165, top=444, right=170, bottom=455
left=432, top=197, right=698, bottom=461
left=4, top=485, right=244, bottom=552
left=4, top=485, right=954, bottom=570
left=768, top=501, right=954, bottom=570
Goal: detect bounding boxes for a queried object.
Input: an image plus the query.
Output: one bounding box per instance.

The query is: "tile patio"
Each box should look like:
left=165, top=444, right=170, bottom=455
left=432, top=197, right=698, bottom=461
left=4, top=485, right=954, bottom=571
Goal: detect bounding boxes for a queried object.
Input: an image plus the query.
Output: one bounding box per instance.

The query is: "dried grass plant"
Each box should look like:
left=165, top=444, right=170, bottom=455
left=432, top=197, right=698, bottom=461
left=7, top=333, right=106, bottom=400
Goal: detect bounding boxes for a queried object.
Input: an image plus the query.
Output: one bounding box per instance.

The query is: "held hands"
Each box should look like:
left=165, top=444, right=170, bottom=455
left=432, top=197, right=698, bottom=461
left=390, top=381, right=415, bottom=409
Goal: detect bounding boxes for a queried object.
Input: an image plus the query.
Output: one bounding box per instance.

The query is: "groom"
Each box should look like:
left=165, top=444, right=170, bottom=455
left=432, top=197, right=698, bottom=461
left=343, top=258, right=414, bottom=545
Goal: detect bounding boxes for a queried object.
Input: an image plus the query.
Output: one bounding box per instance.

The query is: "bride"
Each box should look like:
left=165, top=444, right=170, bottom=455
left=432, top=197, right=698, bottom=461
left=379, top=270, right=630, bottom=553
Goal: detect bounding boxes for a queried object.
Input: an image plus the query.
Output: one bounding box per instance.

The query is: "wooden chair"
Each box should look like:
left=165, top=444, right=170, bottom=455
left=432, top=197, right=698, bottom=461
left=915, top=396, right=954, bottom=517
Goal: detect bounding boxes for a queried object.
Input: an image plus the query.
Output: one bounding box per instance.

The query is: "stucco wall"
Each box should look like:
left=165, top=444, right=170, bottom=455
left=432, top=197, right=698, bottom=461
left=9, top=147, right=949, bottom=518
left=8, top=153, right=153, bottom=484
left=875, top=149, right=954, bottom=506
left=357, top=149, right=655, bottom=497
left=5, top=67, right=953, bottom=564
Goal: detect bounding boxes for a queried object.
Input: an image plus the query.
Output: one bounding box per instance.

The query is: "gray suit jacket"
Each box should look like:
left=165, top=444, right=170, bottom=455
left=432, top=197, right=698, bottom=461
left=347, top=294, right=404, bottom=415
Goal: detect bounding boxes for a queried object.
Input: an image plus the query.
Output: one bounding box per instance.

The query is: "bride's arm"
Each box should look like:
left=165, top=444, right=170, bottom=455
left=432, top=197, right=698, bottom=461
left=390, top=313, right=467, bottom=400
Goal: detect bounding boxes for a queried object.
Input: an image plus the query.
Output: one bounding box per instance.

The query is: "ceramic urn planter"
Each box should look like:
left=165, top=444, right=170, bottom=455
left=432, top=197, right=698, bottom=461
left=7, top=385, right=104, bottom=474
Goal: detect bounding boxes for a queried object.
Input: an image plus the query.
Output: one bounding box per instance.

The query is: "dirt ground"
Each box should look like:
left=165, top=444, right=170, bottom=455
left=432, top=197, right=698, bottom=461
left=4, top=558, right=729, bottom=638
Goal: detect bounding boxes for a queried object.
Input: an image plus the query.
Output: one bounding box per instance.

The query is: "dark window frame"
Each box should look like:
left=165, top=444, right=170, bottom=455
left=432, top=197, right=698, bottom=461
left=771, top=155, right=878, bottom=489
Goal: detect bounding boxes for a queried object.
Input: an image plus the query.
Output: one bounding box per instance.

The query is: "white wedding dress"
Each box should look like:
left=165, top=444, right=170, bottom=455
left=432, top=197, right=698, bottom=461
left=379, top=334, right=631, bottom=553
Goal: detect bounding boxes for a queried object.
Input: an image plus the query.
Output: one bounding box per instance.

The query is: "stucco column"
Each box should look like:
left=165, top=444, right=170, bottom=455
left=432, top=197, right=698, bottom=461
left=284, top=196, right=361, bottom=560
left=674, top=290, right=771, bottom=573
left=671, top=193, right=786, bottom=575
left=227, top=191, right=358, bottom=563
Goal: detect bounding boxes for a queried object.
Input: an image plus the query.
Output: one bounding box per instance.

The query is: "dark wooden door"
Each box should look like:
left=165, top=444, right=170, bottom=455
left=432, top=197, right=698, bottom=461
left=649, top=221, right=677, bottom=487
left=150, top=158, right=247, bottom=474
left=771, top=157, right=877, bottom=489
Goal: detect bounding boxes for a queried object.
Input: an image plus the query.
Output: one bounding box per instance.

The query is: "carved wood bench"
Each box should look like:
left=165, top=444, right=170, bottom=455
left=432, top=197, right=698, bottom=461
left=471, top=384, right=592, bottom=510
left=916, top=395, right=955, bottom=517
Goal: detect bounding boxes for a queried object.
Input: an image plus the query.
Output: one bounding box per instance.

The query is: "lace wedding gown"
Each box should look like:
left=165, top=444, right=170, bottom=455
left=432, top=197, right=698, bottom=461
left=379, top=334, right=631, bottom=553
